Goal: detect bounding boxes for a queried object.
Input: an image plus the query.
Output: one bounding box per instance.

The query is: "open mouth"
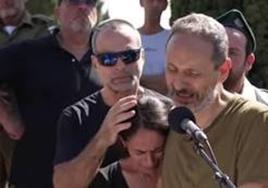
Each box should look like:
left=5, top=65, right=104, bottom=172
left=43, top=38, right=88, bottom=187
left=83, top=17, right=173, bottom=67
left=173, top=92, right=195, bottom=105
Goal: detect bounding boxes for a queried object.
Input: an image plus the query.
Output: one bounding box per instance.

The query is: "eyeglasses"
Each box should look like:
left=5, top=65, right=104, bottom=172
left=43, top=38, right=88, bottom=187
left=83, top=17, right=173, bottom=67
left=95, top=48, right=142, bottom=67
left=65, top=0, right=96, bottom=6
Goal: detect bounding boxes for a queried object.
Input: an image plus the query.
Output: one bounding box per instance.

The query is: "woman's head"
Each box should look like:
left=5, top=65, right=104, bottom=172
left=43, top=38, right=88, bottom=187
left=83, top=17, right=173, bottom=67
left=120, top=95, right=172, bottom=174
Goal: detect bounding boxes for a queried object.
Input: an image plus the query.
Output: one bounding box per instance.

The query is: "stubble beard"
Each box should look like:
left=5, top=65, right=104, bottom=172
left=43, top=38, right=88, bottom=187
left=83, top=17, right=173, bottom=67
left=169, top=86, right=215, bottom=113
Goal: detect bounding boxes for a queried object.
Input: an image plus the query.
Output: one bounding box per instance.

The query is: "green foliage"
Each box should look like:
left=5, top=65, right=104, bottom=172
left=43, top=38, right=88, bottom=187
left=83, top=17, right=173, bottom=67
left=26, top=0, right=109, bottom=22
left=170, top=0, right=268, bottom=88
left=26, top=0, right=56, bottom=16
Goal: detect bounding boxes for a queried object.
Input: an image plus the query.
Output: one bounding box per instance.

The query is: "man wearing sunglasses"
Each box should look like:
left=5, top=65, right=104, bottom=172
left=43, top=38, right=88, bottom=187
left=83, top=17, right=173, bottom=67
left=0, top=0, right=100, bottom=187
left=53, top=19, right=171, bottom=188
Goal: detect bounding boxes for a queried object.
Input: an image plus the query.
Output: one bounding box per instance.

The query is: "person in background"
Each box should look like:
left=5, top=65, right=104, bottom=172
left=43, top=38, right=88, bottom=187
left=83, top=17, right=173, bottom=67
left=217, top=9, right=268, bottom=105
left=53, top=19, right=171, bottom=188
left=0, top=0, right=53, bottom=48
left=0, top=0, right=53, bottom=187
left=0, top=0, right=100, bottom=187
left=162, top=13, right=268, bottom=187
left=90, top=95, right=172, bottom=188
left=139, top=0, right=169, bottom=95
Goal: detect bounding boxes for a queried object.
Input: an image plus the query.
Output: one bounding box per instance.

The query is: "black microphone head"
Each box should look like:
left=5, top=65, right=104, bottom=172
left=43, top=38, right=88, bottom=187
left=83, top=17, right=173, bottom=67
left=168, top=106, right=196, bottom=134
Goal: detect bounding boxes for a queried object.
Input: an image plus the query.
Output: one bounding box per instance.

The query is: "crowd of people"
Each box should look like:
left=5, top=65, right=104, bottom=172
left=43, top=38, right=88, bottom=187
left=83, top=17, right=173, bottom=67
left=0, top=0, right=268, bottom=188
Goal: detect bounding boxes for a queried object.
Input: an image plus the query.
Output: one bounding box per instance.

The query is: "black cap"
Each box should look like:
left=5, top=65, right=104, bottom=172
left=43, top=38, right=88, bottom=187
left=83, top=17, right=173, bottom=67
left=217, top=9, right=256, bottom=53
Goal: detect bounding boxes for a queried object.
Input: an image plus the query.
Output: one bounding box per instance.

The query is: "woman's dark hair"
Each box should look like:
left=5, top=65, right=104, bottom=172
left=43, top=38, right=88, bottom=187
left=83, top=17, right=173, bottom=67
left=120, top=95, right=173, bottom=141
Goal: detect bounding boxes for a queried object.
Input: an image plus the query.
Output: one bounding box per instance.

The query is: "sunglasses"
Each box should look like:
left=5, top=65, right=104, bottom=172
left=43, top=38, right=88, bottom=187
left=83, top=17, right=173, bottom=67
left=65, top=0, right=96, bottom=6
left=95, top=48, right=142, bottom=67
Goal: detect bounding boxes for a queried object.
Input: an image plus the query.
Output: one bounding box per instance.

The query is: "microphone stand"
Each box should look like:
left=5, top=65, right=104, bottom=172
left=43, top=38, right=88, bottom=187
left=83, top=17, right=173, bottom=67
left=193, top=142, right=236, bottom=188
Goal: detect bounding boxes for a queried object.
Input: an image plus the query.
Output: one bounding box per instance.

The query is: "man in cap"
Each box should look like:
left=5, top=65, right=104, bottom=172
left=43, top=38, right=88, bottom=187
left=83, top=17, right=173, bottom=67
left=0, top=0, right=100, bottom=187
left=217, top=9, right=268, bottom=105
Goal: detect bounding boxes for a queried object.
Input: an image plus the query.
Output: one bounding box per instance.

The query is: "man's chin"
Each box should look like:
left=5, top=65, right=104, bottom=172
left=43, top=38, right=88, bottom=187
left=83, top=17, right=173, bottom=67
left=174, top=102, right=204, bottom=113
left=173, top=97, right=195, bottom=107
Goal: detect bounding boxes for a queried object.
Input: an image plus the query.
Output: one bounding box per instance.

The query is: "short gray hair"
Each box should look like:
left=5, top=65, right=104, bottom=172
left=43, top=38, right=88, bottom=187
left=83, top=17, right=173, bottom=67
left=91, top=19, right=141, bottom=54
left=168, top=13, right=229, bottom=68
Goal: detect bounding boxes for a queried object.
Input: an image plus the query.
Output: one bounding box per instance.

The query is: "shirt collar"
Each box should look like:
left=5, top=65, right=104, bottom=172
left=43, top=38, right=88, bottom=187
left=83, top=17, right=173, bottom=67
left=18, top=11, right=34, bottom=27
left=240, top=78, right=257, bottom=101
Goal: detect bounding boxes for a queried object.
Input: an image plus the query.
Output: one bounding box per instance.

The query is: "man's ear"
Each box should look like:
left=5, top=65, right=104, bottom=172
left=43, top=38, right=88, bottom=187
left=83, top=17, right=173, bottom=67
left=90, top=55, right=102, bottom=85
left=218, top=57, right=232, bottom=83
left=91, top=55, right=98, bottom=68
left=245, top=53, right=255, bottom=73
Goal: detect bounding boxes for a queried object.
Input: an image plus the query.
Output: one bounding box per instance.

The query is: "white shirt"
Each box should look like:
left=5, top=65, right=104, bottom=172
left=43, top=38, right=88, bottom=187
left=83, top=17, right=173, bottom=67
left=241, top=78, right=257, bottom=101
left=141, top=29, right=171, bottom=75
left=3, top=26, right=16, bottom=35
left=240, top=78, right=268, bottom=106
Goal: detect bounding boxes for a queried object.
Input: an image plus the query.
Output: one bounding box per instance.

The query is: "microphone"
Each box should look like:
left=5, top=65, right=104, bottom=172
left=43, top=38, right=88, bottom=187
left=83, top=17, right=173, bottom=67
left=168, top=106, right=208, bottom=142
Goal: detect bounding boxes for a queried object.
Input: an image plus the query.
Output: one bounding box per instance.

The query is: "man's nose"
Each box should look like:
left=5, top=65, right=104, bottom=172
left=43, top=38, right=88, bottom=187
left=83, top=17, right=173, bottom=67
left=172, top=73, right=189, bottom=90
left=114, top=58, right=127, bottom=70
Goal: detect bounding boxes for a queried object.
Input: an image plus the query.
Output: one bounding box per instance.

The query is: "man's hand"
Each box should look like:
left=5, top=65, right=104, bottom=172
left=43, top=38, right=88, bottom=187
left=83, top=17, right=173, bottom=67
left=0, top=89, right=24, bottom=140
left=96, top=95, right=137, bottom=146
left=53, top=95, right=137, bottom=188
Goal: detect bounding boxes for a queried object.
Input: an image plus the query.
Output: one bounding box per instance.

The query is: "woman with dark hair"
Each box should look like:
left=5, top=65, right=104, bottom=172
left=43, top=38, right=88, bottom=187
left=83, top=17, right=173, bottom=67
left=90, top=95, right=172, bottom=188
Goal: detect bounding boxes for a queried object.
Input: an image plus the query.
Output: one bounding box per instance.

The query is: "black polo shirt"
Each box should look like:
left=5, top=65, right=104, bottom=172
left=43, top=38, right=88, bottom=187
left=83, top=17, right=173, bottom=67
left=54, top=88, right=173, bottom=171
left=0, top=30, right=100, bottom=188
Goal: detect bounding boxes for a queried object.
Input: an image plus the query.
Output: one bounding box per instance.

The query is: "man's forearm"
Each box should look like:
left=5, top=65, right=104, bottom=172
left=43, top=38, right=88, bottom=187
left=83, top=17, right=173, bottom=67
left=53, top=133, right=110, bottom=188
left=0, top=89, right=24, bottom=140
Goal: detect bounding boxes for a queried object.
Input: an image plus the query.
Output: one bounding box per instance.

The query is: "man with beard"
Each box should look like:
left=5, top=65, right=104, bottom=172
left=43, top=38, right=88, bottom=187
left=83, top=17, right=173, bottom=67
left=0, top=0, right=100, bottom=187
left=0, top=0, right=53, bottom=187
left=217, top=9, right=268, bottom=105
left=162, top=13, right=268, bottom=187
left=139, top=0, right=169, bottom=95
left=53, top=19, right=171, bottom=188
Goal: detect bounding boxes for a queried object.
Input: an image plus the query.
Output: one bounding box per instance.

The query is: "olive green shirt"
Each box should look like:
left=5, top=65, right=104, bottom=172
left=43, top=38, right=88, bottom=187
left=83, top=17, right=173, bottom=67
left=0, top=11, right=53, bottom=48
left=163, top=95, right=268, bottom=188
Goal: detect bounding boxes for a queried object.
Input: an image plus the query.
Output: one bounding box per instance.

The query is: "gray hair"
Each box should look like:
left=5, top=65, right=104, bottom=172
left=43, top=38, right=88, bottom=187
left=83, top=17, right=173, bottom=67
left=168, top=13, right=229, bottom=68
left=91, top=19, right=141, bottom=54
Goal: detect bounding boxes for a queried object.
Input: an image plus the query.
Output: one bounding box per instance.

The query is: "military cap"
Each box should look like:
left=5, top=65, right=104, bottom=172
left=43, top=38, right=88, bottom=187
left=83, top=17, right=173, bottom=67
left=217, top=9, right=256, bottom=53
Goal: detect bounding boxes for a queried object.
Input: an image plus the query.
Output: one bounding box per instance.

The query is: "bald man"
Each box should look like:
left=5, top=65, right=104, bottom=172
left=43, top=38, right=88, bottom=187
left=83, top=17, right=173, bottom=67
left=53, top=19, right=170, bottom=188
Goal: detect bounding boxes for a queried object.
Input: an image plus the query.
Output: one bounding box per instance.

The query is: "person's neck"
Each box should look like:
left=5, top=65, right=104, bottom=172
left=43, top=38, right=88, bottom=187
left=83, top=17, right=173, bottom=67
left=101, top=86, right=142, bottom=107
left=195, top=86, right=234, bottom=130
left=139, top=15, right=163, bottom=35
left=224, top=77, right=245, bottom=94
left=57, top=30, right=90, bottom=60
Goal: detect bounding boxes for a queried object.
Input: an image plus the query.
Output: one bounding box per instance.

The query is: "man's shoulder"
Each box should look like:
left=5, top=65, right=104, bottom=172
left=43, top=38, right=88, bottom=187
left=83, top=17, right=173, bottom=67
left=1, top=34, right=54, bottom=53
left=30, top=14, right=55, bottom=27
left=63, top=91, right=103, bottom=118
left=229, top=94, right=268, bottom=118
left=255, top=88, right=268, bottom=106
